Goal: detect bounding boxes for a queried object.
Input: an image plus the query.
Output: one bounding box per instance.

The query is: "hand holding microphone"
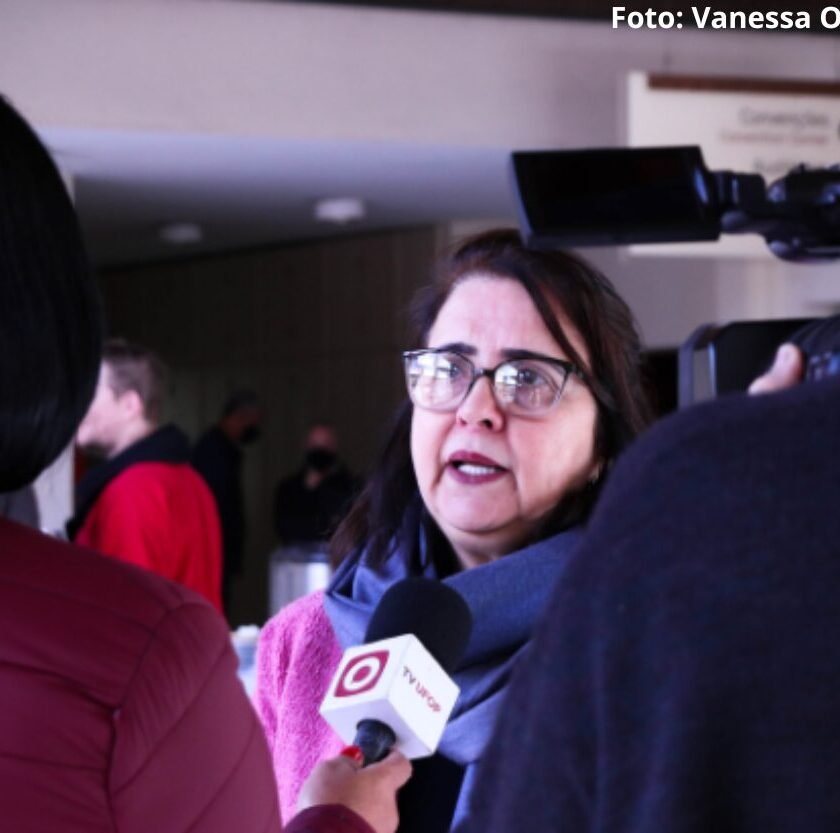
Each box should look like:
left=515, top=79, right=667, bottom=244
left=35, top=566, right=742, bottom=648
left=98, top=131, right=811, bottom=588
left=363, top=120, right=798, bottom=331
left=320, top=577, right=473, bottom=765
left=296, top=748, right=412, bottom=833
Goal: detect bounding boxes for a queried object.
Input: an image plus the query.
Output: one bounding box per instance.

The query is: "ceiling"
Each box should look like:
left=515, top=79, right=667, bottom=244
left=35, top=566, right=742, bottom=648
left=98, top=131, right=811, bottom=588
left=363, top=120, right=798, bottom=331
left=44, top=129, right=517, bottom=268
left=27, top=0, right=838, bottom=270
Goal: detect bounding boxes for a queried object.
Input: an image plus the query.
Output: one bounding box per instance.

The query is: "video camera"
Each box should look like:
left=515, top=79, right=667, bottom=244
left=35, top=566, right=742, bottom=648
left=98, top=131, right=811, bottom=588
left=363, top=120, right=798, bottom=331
left=511, top=146, right=840, bottom=262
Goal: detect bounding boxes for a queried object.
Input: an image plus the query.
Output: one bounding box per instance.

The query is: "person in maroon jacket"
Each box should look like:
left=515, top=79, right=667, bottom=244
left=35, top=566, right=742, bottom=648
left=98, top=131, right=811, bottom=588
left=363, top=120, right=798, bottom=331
left=0, top=93, right=409, bottom=833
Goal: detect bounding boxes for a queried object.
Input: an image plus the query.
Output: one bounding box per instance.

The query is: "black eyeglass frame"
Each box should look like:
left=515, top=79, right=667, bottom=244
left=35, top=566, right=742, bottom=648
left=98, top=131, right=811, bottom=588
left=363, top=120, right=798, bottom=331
left=402, top=347, right=586, bottom=414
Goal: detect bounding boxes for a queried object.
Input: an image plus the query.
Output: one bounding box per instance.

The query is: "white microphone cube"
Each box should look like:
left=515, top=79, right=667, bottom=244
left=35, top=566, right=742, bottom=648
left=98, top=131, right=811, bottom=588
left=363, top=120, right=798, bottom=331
left=320, top=634, right=460, bottom=759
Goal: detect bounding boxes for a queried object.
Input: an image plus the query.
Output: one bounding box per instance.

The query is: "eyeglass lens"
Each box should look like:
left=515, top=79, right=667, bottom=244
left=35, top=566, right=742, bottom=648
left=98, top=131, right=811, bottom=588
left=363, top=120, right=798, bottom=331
left=404, top=351, right=570, bottom=414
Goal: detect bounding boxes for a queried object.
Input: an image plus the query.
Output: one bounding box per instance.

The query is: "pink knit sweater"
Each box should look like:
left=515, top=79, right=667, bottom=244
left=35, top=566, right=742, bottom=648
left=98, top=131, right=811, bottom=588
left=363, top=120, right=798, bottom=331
left=255, top=590, right=346, bottom=824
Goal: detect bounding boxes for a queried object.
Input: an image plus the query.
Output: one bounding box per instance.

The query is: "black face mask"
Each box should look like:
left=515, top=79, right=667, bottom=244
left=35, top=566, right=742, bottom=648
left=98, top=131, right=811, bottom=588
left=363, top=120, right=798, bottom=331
left=239, top=425, right=261, bottom=445
left=305, top=447, right=337, bottom=472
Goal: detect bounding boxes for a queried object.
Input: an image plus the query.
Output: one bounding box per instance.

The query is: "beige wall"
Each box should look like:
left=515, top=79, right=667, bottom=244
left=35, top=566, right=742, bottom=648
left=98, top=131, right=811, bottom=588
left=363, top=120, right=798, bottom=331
left=4, top=0, right=834, bottom=147
left=99, top=226, right=441, bottom=624
left=7, top=0, right=840, bottom=345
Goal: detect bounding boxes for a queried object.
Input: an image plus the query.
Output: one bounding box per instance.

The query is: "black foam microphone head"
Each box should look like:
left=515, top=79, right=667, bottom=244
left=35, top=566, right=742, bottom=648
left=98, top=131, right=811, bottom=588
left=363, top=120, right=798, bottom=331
left=364, top=577, right=472, bottom=674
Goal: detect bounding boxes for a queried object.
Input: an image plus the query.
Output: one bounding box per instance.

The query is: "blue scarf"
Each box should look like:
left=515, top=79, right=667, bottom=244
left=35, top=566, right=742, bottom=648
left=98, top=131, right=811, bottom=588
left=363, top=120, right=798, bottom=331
left=323, top=512, right=583, bottom=826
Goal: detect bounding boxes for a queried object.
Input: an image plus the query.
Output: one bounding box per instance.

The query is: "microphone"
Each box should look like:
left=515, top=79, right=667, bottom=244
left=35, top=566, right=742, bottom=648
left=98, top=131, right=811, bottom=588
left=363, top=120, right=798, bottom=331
left=320, top=577, right=472, bottom=765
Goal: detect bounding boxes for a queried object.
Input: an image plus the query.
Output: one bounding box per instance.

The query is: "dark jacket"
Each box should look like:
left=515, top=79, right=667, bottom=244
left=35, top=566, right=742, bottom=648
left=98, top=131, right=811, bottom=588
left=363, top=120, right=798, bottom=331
left=460, top=378, right=840, bottom=833
left=274, top=465, right=359, bottom=544
left=192, top=426, right=246, bottom=581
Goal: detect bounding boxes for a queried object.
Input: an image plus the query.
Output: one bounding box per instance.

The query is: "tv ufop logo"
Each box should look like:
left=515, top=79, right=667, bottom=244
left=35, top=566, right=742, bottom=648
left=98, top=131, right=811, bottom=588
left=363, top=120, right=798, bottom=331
left=335, top=650, right=389, bottom=697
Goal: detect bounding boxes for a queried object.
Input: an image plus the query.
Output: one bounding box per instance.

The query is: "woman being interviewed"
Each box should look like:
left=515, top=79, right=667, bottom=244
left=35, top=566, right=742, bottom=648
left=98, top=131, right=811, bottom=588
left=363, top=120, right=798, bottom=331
left=256, top=229, right=652, bottom=831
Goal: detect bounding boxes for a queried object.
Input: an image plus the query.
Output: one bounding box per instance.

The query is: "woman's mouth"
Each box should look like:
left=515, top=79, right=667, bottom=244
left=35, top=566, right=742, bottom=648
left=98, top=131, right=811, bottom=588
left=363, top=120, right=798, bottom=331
left=446, top=451, right=507, bottom=484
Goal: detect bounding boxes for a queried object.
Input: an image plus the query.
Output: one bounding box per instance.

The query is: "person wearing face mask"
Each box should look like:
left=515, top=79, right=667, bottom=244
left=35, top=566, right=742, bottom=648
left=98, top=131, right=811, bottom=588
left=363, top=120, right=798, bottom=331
left=193, top=390, right=262, bottom=617
left=273, top=423, right=361, bottom=557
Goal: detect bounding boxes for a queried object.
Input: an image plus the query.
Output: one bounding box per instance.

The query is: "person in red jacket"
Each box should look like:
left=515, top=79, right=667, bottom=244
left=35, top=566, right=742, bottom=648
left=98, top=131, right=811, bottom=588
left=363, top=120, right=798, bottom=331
left=69, top=338, right=224, bottom=612
left=0, top=93, right=409, bottom=833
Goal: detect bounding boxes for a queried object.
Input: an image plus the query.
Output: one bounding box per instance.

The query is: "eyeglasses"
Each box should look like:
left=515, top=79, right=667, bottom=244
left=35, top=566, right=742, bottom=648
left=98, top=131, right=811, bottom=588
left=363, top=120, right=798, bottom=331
left=402, top=348, right=584, bottom=416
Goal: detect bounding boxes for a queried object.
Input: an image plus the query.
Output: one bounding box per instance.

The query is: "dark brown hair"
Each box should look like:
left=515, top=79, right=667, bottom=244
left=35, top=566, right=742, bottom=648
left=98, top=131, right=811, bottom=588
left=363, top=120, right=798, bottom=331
left=330, top=229, right=653, bottom=570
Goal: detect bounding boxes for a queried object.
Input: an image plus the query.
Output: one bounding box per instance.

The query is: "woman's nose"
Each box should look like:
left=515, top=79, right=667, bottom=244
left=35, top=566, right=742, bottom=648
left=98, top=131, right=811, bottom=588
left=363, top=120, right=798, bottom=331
left=455, top=375, right=505, bottom=430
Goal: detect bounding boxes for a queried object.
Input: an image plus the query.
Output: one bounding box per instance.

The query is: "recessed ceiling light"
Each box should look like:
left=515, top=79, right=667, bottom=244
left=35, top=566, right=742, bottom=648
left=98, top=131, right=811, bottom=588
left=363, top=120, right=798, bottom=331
left=314, top=197, right=366, bottom=224
left=159, top=221, right=203, bottom=244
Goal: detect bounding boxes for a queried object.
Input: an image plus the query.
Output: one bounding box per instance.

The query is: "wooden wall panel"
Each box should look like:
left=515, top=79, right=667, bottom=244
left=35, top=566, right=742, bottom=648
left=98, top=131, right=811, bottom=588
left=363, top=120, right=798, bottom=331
left=99, top=226, right=439, bottom=624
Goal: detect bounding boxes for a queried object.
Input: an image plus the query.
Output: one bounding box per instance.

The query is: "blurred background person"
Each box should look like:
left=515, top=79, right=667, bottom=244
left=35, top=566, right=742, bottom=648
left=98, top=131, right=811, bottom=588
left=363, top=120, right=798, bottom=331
left=193, top=388, right=262, bottom=618
left=68, top=338, right=223, bottom=612
left=274, top=422, right=360, bottom=554
left=269, top=422, right=360, bottom=615
left=256, top=229, right=653, bottom=831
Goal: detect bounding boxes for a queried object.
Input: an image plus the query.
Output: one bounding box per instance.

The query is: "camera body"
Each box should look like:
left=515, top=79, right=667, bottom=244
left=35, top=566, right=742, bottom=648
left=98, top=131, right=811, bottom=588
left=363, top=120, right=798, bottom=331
left=511, top=146, right=840, bottom=262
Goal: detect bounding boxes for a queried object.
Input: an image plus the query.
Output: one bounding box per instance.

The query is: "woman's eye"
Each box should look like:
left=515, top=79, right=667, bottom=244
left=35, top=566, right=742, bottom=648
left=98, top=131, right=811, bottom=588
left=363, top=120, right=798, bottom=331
left=437, top=355, right=467, bottom=379
left=412, top=355, right=463, bottom=385
left=427, top=361, right=453, bottom=380
left=515, top=366, right=549, bottom=387
left=417, top=355, right=454, bottom=379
